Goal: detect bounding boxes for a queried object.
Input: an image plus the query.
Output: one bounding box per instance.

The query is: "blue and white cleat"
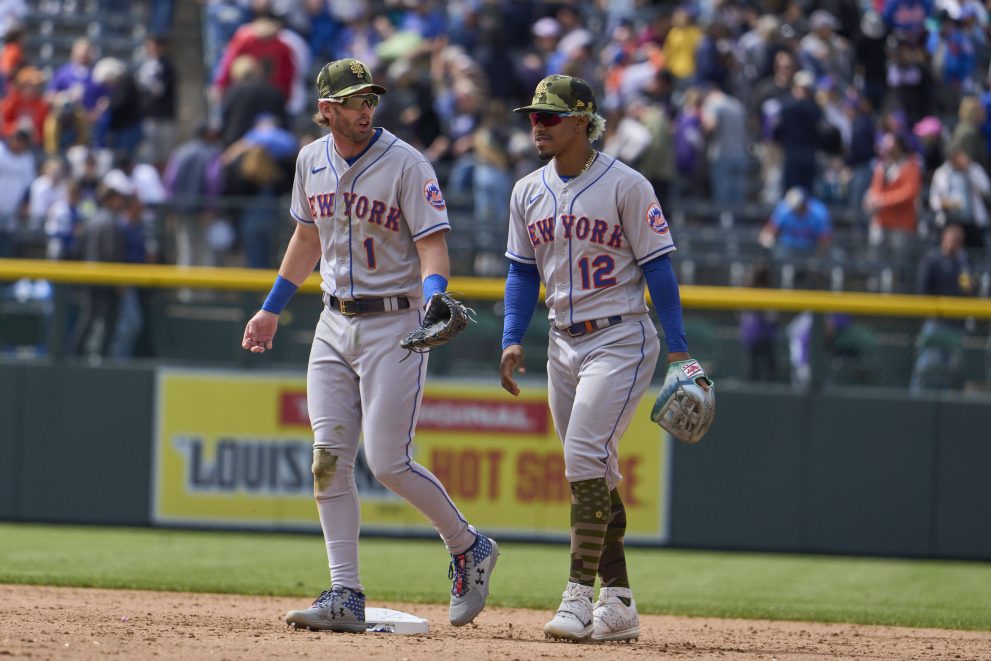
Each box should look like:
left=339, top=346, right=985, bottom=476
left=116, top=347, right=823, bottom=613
left=448, top=535, right=500, bottom=626
left=285, top=587, right=366, bottom=633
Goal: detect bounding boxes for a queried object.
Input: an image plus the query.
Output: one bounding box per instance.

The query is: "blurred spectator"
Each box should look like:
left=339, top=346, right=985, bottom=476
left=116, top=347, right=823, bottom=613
left=738, top=14, right=780, bottom=84
left=846, top=94, right=877, bottom=230
left=0, top=128, right=34, bottom=256
left=926, top=10, right=976, bottom=114
left=92, top=57, right=144, bottom=155
left=109, top=193, right=150, bottom=358
left=887, top=37, right=933, bottom=124
left=674, top=86, right=706, bottom=197
left=929, top=146, right=990, bottom=247
left=276, top=20, right=311, bottom=121
left=754, top=50, right=797, bottom=204
left=136, top=36, right=177, bottom=171
left=913, top=114, right=945, bottom=175
left=775, top=69, right=822, bottom=193
left=467, top=109, right=513, bottom=275
left=111, top=153, right=167, bottom=208
left=221, top=113, right=295, bottom=268
left=0, top=0, right=25, bottom=41
left=694, top=19, right=734, bottom=90
left=1, top=66, right=49, bottom=145
left=865, top=131, right=923, bottom=275
left=663, top=6, right=703, bottom=83
left=739, top=263, right=779, bottom=381
left=949, top=95, right=990, bottom=174
left=760, top=187, right=833, bottom=257
left=219, top=54, right=287, bottom=146
left=853, top=10, right=889, bottom=112
left=45, top=179, right=92, bottom=260
left=47, top=38, right=102, bottom=114
left=910, top=223, right=974, bottom=391
left=701, top=86, right=748, bottom=207
left=202, top=0, right=252, bottom=76
left=627, top=82, right=675, bottom=202
left=801, top=10, right=850, bottom=78
left=0, top=20, right=24, bottom=85
left=28, top=156, right=68, bottom=231
left=69, top=174, right=131, bottom=359
left=882, top=0, right=933, bottom=35
left=163, top=123, right=225, bottom=267
left=212, top=10, right=295, bottom=103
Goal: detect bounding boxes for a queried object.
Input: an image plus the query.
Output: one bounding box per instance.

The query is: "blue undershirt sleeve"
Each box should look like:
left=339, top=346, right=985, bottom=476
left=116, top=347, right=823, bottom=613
left=502, top=261, right=541, bottom=350
left=642, top=254, right=688, bottom=353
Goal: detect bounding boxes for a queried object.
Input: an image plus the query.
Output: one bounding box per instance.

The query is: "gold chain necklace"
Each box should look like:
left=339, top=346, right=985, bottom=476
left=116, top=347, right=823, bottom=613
left=573, top=150, right=597, bottom=178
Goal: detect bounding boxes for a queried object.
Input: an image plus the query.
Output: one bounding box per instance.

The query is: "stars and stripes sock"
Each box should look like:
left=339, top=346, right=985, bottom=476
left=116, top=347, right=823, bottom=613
left=568, top=477, right=611, bottom=586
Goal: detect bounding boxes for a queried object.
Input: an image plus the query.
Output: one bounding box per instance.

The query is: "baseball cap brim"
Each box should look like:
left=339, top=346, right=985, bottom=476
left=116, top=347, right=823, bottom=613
left=323, top=82, right=387, bottom=99
left=512, top=102, right=572, bottom=114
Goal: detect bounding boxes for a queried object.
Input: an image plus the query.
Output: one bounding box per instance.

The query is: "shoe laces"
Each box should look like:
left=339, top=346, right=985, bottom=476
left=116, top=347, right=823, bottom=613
left=448, top=552, right=470, bottom=597
left=312, top=588, right=344, bottom=608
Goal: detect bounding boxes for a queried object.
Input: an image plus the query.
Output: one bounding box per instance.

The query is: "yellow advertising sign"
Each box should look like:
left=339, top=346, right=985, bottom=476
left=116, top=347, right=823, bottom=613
left=153, top=370, right=669, bottom=541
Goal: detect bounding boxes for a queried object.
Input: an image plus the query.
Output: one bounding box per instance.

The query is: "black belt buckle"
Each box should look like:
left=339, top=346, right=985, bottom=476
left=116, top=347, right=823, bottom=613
left=567, top=322, right=589, bottom=338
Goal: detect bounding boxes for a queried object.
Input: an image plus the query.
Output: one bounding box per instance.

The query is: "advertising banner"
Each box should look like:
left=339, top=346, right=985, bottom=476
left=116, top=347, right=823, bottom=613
left=154, top=370, right=669, bottom=541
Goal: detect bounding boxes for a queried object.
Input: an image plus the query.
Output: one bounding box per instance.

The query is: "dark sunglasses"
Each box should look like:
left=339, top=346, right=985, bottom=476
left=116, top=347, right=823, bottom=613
left=330, top=94, right=380, bottom=110
left=529, top=112, right=574, bottom=127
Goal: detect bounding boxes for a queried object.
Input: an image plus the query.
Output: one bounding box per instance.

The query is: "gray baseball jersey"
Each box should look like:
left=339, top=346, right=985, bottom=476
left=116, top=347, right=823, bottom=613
left=505, top=153, right=676, bottom=328
left=506, top=152, right=670, bottom=488
left=290, top=127, right=451, bottom=302
left=288, top=126, right=477, bottom=592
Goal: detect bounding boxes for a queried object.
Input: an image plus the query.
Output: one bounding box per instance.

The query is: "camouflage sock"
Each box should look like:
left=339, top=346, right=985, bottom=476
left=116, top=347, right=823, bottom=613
left=569, top=477, right=611, bottom=586
left=597, top=488, right=630, bottom=590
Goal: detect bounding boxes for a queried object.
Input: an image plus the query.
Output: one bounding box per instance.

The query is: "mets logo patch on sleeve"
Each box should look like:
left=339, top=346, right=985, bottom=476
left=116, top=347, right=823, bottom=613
left=424, top=180, right=446, bottom=210
left=646, top=202, right=669, bottom=234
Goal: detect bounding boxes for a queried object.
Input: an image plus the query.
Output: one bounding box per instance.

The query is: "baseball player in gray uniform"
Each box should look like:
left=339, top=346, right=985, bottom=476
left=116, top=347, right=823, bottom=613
left=242, top=58, right=498, bottom=632
left=499, top=75, right=709, bottom=642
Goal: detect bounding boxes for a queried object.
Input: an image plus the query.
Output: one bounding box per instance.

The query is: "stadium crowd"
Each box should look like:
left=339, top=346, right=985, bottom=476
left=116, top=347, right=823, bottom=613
left=0, top=0, right=988, bottom=381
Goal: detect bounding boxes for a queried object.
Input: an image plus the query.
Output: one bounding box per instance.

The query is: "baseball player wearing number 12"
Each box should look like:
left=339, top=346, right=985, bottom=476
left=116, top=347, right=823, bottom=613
left=241, top=58, right=498, bottom=632
left=499, top=75, right=711, bottom=642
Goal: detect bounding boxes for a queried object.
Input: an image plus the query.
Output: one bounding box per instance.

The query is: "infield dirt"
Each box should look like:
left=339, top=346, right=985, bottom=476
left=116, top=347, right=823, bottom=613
left=1, top=584, right=989, bottom=660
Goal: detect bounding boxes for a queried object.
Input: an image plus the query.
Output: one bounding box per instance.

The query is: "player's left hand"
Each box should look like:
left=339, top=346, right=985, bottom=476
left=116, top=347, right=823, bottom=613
left=500, top=344, right=525, bottom=396
left=242, top=310, right=279, bottom=354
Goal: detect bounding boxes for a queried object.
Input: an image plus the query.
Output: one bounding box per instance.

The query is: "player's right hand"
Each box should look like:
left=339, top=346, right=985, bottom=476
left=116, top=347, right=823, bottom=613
left=499, top=345, right=525, bottom=397
left=242, top=310, right=279, bottom=354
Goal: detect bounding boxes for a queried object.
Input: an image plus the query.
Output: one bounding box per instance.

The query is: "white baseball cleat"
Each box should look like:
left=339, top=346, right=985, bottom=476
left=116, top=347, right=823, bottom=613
left=592, top=586, right=641, bottom=642
left=543, top=581, right=594, bottom=641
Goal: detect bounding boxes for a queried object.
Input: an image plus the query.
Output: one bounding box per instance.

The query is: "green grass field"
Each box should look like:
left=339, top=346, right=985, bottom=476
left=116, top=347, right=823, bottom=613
left=1, top=523, right=989, bottom=631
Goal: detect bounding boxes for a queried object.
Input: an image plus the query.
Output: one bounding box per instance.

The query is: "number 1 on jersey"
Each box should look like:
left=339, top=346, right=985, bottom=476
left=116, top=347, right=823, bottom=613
left=578, top=255, right=616, bottom=289
left=363, top=237, right=376, bottom=269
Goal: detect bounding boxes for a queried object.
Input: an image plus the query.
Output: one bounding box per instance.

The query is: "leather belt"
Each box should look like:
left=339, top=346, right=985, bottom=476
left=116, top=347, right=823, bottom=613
left=324, top=293, right=411, bottom=316
left=565, top=315, right=623, bottom=337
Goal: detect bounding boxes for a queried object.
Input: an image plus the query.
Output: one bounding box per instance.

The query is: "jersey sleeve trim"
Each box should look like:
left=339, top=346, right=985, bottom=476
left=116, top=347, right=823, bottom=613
left=505, top=249, right=537, bottom=264
left=290, top=208, right=315, bottom=224
left=412, top=221, right=451, bottom=239
left=635, top=244, right=676, bottom=265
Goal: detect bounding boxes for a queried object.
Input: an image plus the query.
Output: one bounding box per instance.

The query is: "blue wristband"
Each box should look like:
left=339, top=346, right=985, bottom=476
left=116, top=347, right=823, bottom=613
left=423, top=273, right=448, bottom=301
left=261, top=275, right=298, bottom=315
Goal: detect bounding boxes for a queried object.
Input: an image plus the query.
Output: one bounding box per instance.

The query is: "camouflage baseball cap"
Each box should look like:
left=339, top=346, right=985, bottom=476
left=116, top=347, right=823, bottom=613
left=513, top=74, right=597, bottom=114
left=316, top=58, right=387, bottom=99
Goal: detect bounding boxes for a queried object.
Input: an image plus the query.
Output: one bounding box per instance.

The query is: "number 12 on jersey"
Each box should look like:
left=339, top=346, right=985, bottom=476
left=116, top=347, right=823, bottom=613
left=577, top=255, right=616, bottom=289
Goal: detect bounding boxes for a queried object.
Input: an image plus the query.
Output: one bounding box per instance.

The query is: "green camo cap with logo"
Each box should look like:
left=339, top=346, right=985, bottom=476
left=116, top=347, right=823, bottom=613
left=316, top=58, right=387, bottom=99
left=513, top=74, right=596, bottom=114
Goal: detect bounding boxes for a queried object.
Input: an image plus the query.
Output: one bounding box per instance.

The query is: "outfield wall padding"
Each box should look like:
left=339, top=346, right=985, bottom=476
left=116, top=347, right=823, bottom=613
left=10, top=363, right=155, bottom=525
left=1, top=362, right=988, bottom=559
